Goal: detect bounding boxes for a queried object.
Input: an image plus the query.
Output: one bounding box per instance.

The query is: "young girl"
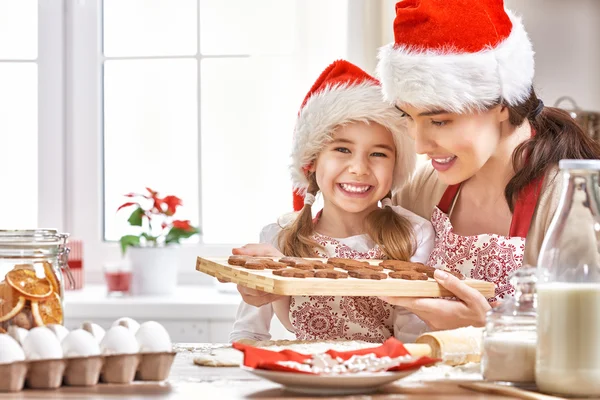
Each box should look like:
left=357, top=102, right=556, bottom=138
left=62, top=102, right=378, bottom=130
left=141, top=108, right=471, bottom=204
left=230, top=60, right=435, bottom=344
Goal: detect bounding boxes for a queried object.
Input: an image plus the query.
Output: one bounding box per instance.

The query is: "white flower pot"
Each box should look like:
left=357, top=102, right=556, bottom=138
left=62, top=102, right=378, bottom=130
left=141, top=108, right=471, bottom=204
left=127, top=246, right=178, bottom=296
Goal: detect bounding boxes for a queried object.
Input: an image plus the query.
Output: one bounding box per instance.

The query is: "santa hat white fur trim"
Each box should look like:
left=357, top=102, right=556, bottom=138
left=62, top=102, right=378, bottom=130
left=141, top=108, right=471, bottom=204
left=291, top=81, right=415, bottom=195
left=376, top=11, right=534, bottom=113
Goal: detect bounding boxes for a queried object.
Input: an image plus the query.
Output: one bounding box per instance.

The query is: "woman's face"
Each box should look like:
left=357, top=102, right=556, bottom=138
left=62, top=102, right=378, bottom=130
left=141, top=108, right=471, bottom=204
left=310, top=121, right=396, bottom=215
left=396, top=104, right=509, bottom=185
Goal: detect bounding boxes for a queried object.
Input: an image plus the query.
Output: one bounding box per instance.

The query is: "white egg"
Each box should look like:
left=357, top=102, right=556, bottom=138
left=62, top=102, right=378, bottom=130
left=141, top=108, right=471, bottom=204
left=100, top=326, right=139, bottom=355
left=62, top=329, right=101, bottom=358
left=81, top=321, right=106, bottom=343
left=111, top=317, right=140, bottom=334
left=0, top=334, right=26, bottom=364
left=136, top=321, right=172, bottom=353
left=22, top=327, right=63, bottom=360
left=7, top=325, right=29, bottom=346
left=46, top=324, right=70, bottom=342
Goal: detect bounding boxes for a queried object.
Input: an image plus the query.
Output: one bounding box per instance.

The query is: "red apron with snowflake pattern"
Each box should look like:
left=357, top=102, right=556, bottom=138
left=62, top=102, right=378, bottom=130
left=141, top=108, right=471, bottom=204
left=289, top=234, right=395, bottom=343
left=426, top=177, right=544, bottom=302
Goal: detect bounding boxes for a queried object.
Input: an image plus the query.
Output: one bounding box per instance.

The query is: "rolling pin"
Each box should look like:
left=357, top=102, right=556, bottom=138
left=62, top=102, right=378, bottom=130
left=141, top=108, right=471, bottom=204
left=403, top=343, right=432, bottom=357
left=415, top=326, right=484, bottom=366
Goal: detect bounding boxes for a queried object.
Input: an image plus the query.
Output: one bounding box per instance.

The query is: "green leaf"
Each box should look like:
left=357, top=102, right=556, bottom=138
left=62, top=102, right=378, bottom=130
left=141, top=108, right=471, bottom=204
left=127, top=207, right=144, bottom=226
left=119, top=235, right=140, bottom=255
left=165, top=227, right=200, bottom=245
left=140, top=232, right=157, bottom=243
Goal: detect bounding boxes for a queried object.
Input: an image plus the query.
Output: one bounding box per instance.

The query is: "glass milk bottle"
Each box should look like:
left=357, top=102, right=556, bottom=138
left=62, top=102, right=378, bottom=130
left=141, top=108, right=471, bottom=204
left=482, top=267, right=537, bottom=383
left=536, top=160, right=600, bottom=397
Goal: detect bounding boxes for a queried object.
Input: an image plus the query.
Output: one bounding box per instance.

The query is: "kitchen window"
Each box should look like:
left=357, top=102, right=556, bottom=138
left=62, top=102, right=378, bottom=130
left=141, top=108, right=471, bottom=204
left=63, top=0, right=384, bottom=282
left=0, top=0, right=65, bottom=231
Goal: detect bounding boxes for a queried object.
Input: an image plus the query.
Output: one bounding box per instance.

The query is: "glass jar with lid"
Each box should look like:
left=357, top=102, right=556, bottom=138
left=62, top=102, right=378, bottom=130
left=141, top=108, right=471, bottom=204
left=481, top=267, right=537, bottom=383
left=536, top=159, right=600, bottom=397
left=0, top=230, right=73, bottom=332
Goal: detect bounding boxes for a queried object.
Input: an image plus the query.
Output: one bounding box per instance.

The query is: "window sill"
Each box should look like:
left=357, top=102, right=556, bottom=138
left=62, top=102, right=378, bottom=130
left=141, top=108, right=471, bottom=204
left=64, top=284, right=241, bottom=321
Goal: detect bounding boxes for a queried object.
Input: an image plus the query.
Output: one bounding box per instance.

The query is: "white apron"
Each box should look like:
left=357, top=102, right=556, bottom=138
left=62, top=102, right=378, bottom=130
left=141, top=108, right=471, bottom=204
left=427, top=177, right=544, bottom=303
left=289, top=234, right=395, bottom=343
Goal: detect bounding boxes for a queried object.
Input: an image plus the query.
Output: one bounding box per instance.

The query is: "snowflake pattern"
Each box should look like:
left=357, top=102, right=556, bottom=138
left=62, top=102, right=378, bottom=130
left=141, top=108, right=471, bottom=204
left=289, top=233, right=394, bottom=342
left=427, top=207, right=526, bottom=302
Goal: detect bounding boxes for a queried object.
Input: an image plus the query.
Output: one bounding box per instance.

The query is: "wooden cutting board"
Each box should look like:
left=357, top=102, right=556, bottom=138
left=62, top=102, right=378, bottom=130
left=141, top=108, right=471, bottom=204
left=196, top=257, right=496, bottom=298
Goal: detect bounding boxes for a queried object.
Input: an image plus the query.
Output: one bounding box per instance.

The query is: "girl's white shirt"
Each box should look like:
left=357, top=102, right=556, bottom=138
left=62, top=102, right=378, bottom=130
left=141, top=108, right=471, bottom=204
left=229, top=205, right=435, bottom=343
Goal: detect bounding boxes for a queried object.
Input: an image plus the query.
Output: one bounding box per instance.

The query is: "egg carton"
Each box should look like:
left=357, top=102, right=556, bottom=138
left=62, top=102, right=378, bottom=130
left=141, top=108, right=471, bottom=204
left=0, top=350, right=177, bottom=392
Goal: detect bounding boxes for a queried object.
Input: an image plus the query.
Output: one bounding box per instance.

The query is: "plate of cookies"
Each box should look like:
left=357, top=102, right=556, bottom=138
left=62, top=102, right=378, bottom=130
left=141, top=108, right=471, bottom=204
left=196, top=256, right=495, bottom=298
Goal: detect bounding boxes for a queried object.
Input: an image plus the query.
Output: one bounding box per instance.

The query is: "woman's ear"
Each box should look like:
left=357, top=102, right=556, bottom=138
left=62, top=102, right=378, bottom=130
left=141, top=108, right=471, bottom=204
left=497, top=104, right=510, bottom=123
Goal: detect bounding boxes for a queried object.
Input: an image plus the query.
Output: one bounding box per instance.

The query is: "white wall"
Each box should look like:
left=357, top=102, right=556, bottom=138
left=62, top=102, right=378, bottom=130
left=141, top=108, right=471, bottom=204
left=506, top=0, right=600, bottom=111
left=380, top=0, right=600, bottom=112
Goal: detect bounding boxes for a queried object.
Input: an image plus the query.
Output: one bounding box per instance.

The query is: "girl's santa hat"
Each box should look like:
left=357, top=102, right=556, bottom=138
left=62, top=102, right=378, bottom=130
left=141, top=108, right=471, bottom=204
left=291, top=60, right=415, bottom=211
left=377, top=0, right=535, bottom=113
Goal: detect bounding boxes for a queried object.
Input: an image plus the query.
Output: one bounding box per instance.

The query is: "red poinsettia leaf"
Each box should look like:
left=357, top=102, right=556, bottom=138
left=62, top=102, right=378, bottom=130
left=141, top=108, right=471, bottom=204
left=117, top=202, right=137, bottom=212
left=163, top=195, right=183, bottom=216
left=124, top=192, right=139, bottom=198
left=172, top=219, right=192, bottom=231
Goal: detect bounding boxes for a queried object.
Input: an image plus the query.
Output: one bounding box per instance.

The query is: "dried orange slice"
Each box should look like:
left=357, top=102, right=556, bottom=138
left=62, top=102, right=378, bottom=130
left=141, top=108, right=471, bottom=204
left=6, top=269, right=53, bottom=300
left=43, top=262, right=61, bottom=296
left=0, top=283, right=27, bottom=323
left=31, top=292, right=63, bottom=326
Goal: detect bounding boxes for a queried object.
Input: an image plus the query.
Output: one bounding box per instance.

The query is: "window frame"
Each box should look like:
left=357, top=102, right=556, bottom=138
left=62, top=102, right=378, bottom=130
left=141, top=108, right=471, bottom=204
left=38, top=1, right=66, bottom=230
left=65, top=0, right=232, bottom=284
left=64, top=0, right=384, bottom=284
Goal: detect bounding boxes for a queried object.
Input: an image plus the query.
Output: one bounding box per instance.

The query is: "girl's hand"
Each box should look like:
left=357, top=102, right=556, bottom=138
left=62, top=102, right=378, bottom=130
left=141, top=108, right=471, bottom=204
left=237, top=285, right=285, bottom=307
left=217, top=244, right=284, bottom=283
left=217, top=244, right=285, bottom=306
left=380, top=269, right=491, bottom=331
left=232, top=243, right=284, bottom=258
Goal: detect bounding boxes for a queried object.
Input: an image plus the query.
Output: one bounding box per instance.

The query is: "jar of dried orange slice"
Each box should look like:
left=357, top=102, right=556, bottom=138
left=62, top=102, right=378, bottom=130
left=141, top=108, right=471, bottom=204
left=0, top=230, right=73, bottom=332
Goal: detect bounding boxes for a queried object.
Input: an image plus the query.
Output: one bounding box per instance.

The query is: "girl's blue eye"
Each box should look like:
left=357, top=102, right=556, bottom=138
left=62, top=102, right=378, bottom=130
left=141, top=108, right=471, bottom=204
left=371, top=152, right=387, bottom=157
left=431, top=120, right=448, bottom=127
left=334, top=147, right=350, bottom=153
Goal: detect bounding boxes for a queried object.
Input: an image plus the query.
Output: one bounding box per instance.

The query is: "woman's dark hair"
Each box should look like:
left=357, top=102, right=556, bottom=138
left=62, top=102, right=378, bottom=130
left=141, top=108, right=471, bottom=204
left=505, top=88, right=600, bottom=211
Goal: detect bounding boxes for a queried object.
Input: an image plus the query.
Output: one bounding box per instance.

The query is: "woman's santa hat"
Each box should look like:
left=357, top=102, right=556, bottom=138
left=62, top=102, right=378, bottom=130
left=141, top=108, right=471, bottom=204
left=291, top=60, right=415, bottom=211
left=377, top=0, right=535, bottom=113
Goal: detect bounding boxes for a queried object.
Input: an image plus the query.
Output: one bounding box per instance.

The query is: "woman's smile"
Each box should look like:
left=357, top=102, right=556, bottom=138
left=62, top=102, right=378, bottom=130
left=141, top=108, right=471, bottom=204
left=430, top=155, right=457, bottom=172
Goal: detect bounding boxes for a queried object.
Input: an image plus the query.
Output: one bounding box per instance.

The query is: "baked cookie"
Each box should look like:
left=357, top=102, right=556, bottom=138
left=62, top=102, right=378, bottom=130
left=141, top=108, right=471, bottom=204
left=243, top=260, right=267, bottom=270
left=278, top=257, right=303, bottom=266
left=445, top=269, right=466, bottom=280
left=379, top=260, right=422, bottom=270
left=227, top=255, right=251, bottom=266
left=314, top=270, right=349, bottom=279
left=389, top=271, right=428, bottom=280
left=272, top=268, right=315, bottom=278
left=262, top=259, right=287, bottom=270
left=348, top=269, right=387, bottom=280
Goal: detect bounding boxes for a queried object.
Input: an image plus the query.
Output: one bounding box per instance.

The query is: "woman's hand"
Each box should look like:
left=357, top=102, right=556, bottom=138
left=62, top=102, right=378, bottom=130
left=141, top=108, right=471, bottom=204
left=380, top=269, right=491, bottom=331
left=232, top=243, right=284, bottom=258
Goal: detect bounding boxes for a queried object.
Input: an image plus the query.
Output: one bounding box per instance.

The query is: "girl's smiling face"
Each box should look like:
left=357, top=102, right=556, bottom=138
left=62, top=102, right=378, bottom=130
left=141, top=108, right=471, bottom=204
left=396, top=103, right=509, bottom=185
left=310, top=121, right=396, bottom=215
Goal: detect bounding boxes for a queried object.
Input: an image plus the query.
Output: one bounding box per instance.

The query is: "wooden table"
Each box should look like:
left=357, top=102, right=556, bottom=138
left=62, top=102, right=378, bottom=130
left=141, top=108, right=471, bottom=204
left=0, top=344, right=519, bottom=399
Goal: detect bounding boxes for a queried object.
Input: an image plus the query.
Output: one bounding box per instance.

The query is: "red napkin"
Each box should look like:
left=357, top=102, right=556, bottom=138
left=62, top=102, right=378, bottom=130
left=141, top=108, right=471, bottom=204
left=233, top=337, right=439, bottom=374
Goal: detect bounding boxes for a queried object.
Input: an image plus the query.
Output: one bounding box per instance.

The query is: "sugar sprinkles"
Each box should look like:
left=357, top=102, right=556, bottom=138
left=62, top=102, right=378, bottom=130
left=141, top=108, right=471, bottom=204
left=277, top=353, right=416, bottom=375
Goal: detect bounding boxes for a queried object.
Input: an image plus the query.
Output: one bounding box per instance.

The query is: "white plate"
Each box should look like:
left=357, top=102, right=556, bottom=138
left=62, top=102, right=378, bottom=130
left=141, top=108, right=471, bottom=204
left=241, top=365, right=417, bottom=395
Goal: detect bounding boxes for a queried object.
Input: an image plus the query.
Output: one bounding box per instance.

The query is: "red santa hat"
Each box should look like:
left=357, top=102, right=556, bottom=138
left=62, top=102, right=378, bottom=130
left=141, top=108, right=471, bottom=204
left=291, top=60, right=415, bottom=211
left=377, top=0, right=535, bottom=113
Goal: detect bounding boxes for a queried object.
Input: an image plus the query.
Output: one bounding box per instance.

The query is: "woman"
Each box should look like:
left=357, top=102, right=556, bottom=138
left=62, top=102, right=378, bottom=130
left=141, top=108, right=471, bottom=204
left=232, top=0, right=600, bottom=334
left=375, top=0, right=600, bottom=330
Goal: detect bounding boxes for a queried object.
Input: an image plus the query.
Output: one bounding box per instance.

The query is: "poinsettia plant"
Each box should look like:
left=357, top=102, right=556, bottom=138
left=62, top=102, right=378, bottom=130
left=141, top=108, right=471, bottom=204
left=117, top=187, right=200, bottom=255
